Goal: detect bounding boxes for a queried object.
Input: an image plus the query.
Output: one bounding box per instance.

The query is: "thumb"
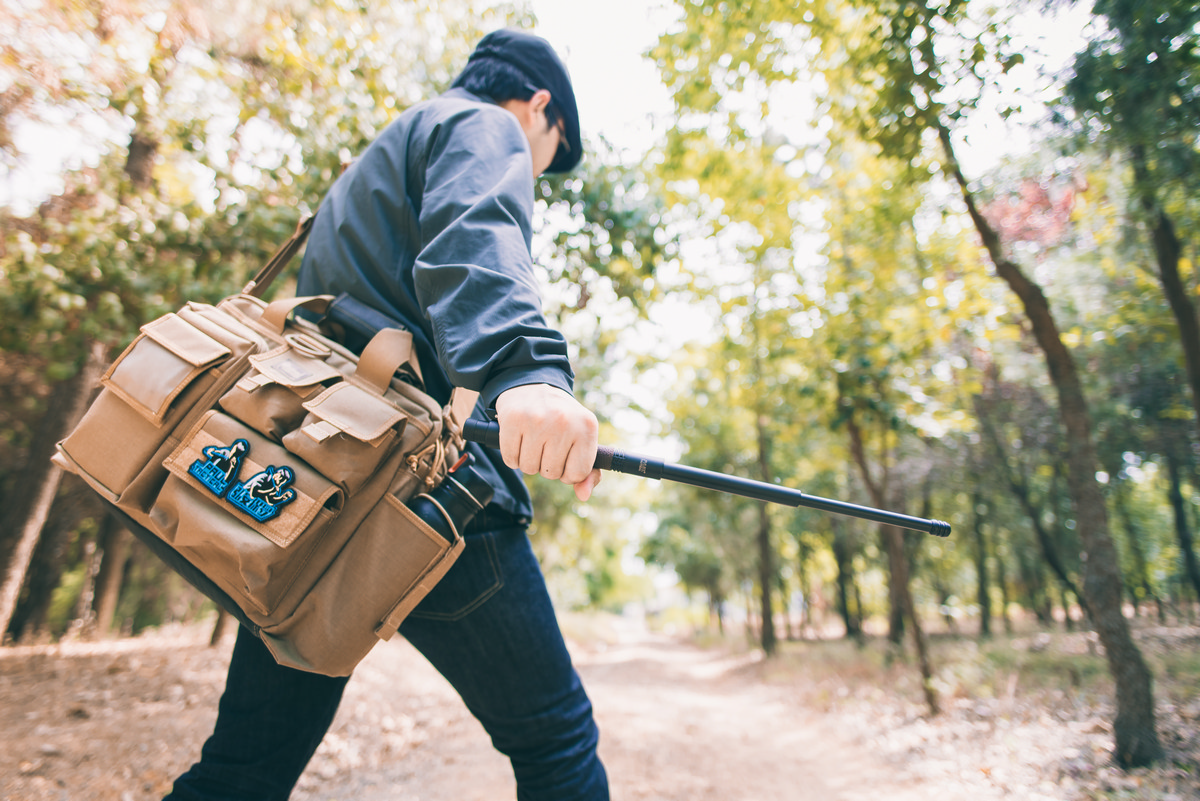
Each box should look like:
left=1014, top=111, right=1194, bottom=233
left=573, top=468, right=602, bottom=502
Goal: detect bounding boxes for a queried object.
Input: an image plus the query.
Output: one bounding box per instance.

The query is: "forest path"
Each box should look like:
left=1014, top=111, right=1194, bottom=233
left=566, top=626, right=898, bottom=801
left=301, top=619, right=965, bottom=801
left=1, top=619, right=1129, bottom=801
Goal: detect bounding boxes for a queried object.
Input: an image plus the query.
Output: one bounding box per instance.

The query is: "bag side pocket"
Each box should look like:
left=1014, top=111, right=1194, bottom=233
left=103, top=313, right=231, bottom=423
left=58, top=313, right=245, bottom=499
left=257, top=489, right=464, bottom=676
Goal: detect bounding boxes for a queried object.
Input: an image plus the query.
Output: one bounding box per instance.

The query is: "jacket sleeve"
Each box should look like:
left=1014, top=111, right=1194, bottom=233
left=411, top=105, right=574, bottom=411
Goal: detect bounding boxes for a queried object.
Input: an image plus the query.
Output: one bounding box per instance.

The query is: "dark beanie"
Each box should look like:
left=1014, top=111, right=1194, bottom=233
left=467, top=29, right=582, bottom=173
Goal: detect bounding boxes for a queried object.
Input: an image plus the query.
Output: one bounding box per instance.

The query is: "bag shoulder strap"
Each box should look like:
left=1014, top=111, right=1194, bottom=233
left=241, top=215, right=315, bottom=298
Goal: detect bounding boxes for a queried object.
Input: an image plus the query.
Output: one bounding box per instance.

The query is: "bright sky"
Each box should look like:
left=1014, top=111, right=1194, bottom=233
left=527, top=0, right=676, bottom=155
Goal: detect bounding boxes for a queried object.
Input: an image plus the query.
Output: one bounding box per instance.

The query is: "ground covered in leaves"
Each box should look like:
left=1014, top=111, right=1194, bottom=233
left=1, top=617, right=1197, bottom=800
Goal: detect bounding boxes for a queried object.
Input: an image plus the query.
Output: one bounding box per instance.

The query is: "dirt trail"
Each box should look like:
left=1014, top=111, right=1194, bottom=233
left=301, top=619, right=1047, bottom=801
left=573, top=630, right=894, bottom=801
left=304, top=623, right=898, bottom=801
left=0, top=620, right=1109, bottom=801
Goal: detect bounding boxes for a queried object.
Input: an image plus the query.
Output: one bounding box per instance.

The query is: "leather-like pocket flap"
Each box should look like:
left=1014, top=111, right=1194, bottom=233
left=300, top=382, right=406, bottom=444
left=249, top=344, right=342, bottom=390
left=141, top=313, right=231, bottom=368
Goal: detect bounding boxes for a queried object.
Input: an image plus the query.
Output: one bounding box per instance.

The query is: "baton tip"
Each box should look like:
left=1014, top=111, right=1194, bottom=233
left=928, top=520, right=952, bottom=538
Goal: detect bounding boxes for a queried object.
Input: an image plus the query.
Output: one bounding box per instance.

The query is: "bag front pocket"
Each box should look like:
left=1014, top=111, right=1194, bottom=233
left=58, top=313, right=246, bottom=499
left=281, top=381, right=407, bottom=494
left=151, top=411, right=344, bottom=615
left=219, top=343, right=343, bottom=441
left=257, top=488, right=464, bottom=676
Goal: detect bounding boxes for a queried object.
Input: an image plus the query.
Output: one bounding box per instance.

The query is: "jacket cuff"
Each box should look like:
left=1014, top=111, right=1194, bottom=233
left=480, top=367, right=575, bottom=416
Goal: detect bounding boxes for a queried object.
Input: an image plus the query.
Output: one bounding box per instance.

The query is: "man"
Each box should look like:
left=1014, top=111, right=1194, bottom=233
left=164, top=29, right=609, bottom=801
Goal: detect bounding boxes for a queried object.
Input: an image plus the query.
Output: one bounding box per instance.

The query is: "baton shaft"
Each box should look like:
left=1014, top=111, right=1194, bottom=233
left=462, top=419, right=950, bottom=537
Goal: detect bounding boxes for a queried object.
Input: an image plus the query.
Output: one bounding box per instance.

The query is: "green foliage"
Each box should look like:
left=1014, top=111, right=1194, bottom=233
left=641, top=0, right=1200, bottom=653
left=8, top=0, right=1200, bottom=646
left=537, top=139, right=677, bottom=314
left=652, top=0, right=1021, bottom=161
left=0, top=160, right=252, bottom=371
left=1065, top=0, right=1200, bottom=184
left=1, top=0, right=679, bottom=633
left=0, top=0, right=524, bottom=363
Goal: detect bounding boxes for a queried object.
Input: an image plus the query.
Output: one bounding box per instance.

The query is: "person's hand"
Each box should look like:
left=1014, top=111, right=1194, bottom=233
left=493, top=383, right=602, bottom=501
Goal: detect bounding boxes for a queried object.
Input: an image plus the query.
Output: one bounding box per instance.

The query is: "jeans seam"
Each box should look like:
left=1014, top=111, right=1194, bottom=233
left=407, top=530, right=504, bottom=622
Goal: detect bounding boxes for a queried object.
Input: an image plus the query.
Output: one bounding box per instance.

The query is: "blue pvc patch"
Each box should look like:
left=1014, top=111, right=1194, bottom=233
left=188, top=438, right=297, bottom=522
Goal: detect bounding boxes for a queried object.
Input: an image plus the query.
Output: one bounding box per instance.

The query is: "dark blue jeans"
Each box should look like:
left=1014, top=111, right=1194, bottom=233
left=164, top=519, right=608, bottom=800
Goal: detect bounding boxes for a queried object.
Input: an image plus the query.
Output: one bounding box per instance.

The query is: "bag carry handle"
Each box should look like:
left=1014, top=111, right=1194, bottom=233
left=241, top=215, right=434, bottom=400
left=242, top=215, right=315, bottom=298
left=354, top=327, right=423, bottom=395
left=260, top=295, right=333, bottom=335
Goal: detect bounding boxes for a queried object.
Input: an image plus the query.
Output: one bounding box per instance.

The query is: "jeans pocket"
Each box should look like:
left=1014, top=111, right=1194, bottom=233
left=405, top=529, right=507, bottom=621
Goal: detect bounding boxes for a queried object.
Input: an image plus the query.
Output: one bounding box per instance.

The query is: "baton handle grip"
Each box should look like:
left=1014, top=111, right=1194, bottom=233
left=463, top=419, right=501, bottom=449
left=461, top=419, right=628, bottom=474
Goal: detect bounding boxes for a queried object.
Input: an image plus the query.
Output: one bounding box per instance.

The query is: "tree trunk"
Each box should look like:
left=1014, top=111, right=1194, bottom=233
left=843, top=412, right=937, bottom=713
left=1130, top=145, right=1200, bottom=435
left=831, top=520, right=861, bottom=638
left=1113, top=481, right=1163, bottom=621
left=885, top=522, right=939, bottom=715
left=843, top=410, right=906, bottom=643
left=781, top=574, right=796, bottom=641
left=6, top=478, right=97, bottom=641
left=91, top=515, right=132, bottom=638
left=1060, top=585, right=1075, bottom=631
left=704, top=580, right=726, bottom=635
left=1016, top=543, right=1051, bottom=625
left=0, top=477, right=62, bottom=643
left=883, top=529, right=905, bottom=643
left=975, top=397, right=1092, bottom=618
left=744, top=587, right=759, bottom=646
left=0, top=342, right=106, bottom=640
left=997, top=550, right=1012, bottom=634
left=796, top=537, right=811, bottom=638
left=1163, top=451, right=1200, bottom=602
left=972, top=492, right=992, bottom=637
left=711, top=587, right=725, bottom=635
left=755, top=415, right=777, bottom=656
left=935, top=577, right=956, bottom=632
left=124, top=131, right=159, bottom=191
left=940, top=124, right=1162, bottom=767
left=210, top=608, right=236, bottom=646
left=63, top=539, right=103, bottom=640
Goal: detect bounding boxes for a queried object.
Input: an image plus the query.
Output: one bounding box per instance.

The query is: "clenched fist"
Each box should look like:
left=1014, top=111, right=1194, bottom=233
left=493, top=384, right=602, bottom=501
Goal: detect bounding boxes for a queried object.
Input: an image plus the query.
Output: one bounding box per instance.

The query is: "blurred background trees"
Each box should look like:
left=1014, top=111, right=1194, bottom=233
left=2, top=0, right=1200, bottom=771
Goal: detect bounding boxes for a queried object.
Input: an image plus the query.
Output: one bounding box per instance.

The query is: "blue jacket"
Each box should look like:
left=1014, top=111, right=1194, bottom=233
left=297, top=88, right=575, bottom=520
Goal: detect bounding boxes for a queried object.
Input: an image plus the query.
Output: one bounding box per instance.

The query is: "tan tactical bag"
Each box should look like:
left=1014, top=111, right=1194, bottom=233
left=52, top=219, right=474, bottom=676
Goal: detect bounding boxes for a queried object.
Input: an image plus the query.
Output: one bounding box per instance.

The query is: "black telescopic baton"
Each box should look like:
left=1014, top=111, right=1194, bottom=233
left=462, top=420, right=951, bottom=538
